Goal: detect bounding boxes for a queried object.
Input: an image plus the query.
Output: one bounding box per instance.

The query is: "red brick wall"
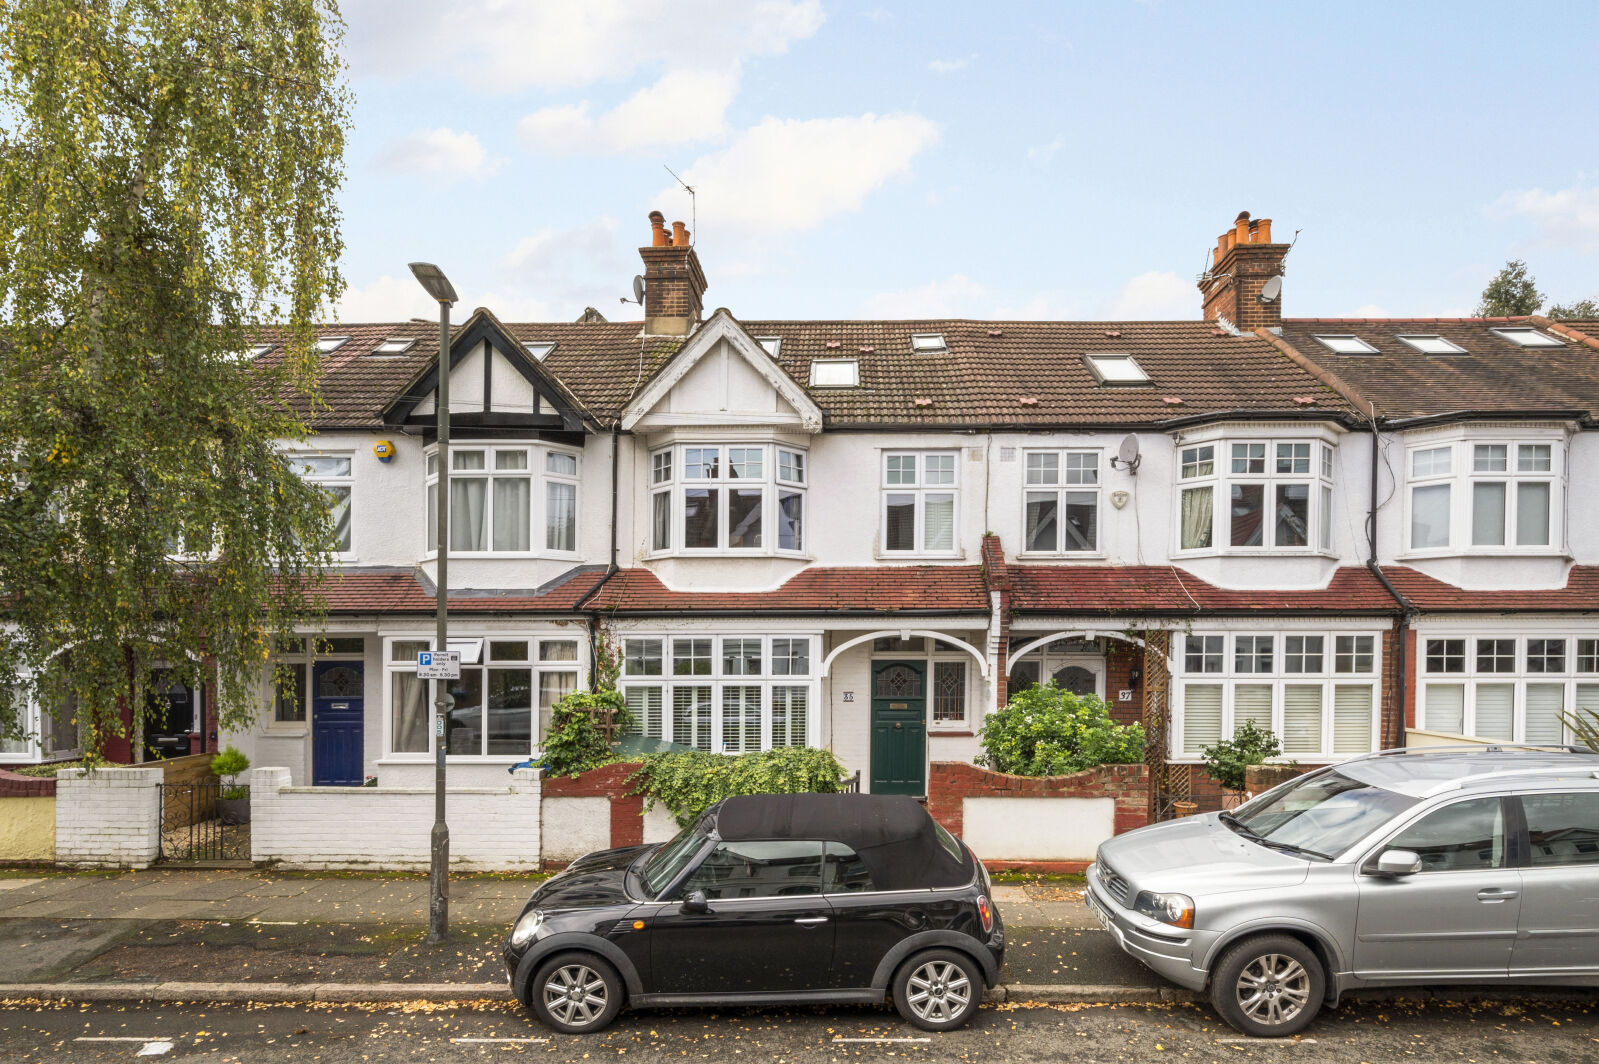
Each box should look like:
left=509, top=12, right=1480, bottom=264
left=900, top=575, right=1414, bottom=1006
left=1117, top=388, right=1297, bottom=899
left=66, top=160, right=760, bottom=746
left=1105, top=642, right=1141, bottom=726
left=543, top=762, right=645, bottom=847
left=0, top=768, right=55, bottom=798
left=927, top=761, right=1149, bottom=840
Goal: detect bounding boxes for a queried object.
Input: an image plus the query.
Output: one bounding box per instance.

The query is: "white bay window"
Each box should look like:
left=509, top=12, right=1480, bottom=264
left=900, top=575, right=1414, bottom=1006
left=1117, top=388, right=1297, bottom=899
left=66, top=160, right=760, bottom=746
left=1175, top=438, right=1334, bottom=554
left=649, top=444, right=806, bottom=556
left=425, top=444, right=579, bottom=556
left=1406, top=437, right=1561, bottom=554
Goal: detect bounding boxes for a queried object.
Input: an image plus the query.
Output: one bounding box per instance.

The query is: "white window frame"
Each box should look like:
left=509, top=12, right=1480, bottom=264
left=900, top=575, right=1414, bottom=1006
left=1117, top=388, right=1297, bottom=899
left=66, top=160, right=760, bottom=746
left=617, top=634, right=822, bottom=751
left=808, top=359, right=858, bottom=387
left=1395, top=334, right=1467, bottom=355
left=1085, top=353, right=1151, bottom=385
left=1417, top=630, right=1597, bottom=745
left=881, top=451, right=960, bottom=557
left=646, top=443, right=807, bottom=558
left=423, top=442, right=580, bottom=558
left=1491, top=327, right=1565, bottom=349
left=266, top=634, right=367, bottom=735
left=1172, top=432, right=1337, bottom=557
left=1172, top=630, right=1383, bottom=761
left=0, top=675, right=82, bottom=765
left=289, top=452, right=355, bottom=559
left=1312, top=334, right=1379, bottom=355
left=1020, top=448, right=1103, bottom=555
left=1401, top=430, right=1566, bottom=557
left=380, top=633, right=584, bottom=761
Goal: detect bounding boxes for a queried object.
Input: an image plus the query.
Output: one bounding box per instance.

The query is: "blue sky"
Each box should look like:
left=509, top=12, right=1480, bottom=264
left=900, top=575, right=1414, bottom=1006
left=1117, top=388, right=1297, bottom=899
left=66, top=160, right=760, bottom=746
left=331, top=1, right=1599, bottom=325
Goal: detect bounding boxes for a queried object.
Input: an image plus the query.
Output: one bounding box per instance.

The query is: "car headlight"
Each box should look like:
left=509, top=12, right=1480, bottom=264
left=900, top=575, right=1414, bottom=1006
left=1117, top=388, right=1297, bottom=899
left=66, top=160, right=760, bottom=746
left=1133, top=891, right=1195, bottom=929
left=509, top=909, right=545, bottom=947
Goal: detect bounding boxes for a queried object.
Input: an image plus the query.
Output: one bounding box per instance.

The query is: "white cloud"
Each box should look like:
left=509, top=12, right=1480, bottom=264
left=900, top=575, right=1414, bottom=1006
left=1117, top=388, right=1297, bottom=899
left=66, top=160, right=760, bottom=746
left=993, top=293, right=1078, bottom=320
left=334, top=275, right=435, bottom=323
left=657, top=113, right=940, bottom=238
left=519, top=68, right=740, bottom=155
left=374, top=127, right=497, bottom=183
left=858, top=274, right=990, bottom=318
left=928, top=57, right=970, bottom=73
left=342, top=0, right=823, bottom=92
left=1027, top=137, right=1064, bottom=163
left=1352, top=304, right=1389, bottom=318
left=1491, top=183, right=1599, bottom=249
left=1098, top=271, right=1196, bottom=320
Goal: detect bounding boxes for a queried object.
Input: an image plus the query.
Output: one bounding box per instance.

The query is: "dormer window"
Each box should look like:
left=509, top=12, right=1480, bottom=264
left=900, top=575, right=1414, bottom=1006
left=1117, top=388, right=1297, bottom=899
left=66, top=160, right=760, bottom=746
left=1491, top=327, right=1564, bottom=348
left=809, top=359, right=859, bottom=387
left=1085, top=353, right=1151, bottom=385
left=1312, top=335, right=1378, bottom=355
left=371, top=338, right=417, bottom=356
left=649, top=443, right=806, bottom=557
left=1396, top=334, right=1466, bottom=355
left=911, top=333, right=947, bottom=353
left=316, top=336, right=350, bottom=354
left=522, top=342, right=556, bottom=361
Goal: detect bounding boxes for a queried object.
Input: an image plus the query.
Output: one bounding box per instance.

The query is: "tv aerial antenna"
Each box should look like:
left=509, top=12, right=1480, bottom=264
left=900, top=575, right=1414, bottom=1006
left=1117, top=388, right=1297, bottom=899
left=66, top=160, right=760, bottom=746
left=663, top=163, right=696, bottom=244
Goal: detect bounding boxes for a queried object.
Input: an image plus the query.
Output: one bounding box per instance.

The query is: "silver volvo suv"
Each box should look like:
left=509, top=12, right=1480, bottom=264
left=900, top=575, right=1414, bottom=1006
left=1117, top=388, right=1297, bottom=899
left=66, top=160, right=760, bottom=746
left=1086, top=746, right=1599, bottom=1037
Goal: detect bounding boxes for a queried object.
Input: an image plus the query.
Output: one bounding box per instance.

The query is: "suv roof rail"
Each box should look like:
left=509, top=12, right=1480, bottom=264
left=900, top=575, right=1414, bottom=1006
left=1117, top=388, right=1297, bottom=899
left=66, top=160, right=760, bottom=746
left=1351, top=743, right=1596, bottom=761
left=1421, top=762, right=1599, bottom=798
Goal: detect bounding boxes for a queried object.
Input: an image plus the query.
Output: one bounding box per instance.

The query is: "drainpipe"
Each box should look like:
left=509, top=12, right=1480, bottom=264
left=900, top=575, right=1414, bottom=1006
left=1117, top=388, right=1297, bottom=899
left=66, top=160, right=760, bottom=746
left=1364, top=418, right=1415, bottom=749
left=575, top=423, right=622, bottom=686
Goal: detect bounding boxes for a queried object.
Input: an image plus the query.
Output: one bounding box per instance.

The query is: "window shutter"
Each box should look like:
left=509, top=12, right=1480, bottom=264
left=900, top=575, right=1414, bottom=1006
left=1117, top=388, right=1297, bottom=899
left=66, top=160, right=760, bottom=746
left=1524, top=683, right=1565, bottom=744
left=1182, top=684, right=1223, bottom=753
left=1423, top=683, right=1465, bottom=734
left=1474, top=683, right=1515, bottom=741
left=1233, top=684, right=1272, bottom=733
left=1282, top=684, right=1323, bottom=754
left=1332, top=685, right=1373, bottom=753
left=624, top=686, right=663, bottom=739
left=923, top=494, right=955, bottom=551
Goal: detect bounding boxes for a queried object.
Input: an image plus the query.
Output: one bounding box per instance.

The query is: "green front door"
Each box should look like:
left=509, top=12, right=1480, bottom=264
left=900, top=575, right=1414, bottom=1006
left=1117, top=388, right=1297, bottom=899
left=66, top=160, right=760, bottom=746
left=870, top=661, right=927, bottom=795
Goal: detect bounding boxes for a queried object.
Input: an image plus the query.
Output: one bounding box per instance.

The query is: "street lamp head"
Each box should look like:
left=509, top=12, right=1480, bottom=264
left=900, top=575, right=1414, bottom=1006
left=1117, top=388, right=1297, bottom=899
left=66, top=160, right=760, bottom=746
left=408, top=262, right=458, bottom=306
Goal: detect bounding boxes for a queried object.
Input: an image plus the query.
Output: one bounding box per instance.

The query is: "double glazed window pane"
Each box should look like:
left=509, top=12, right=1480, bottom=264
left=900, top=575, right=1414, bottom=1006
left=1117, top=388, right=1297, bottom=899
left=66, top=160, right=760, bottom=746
left=1025, top=493, right=1057, bottom=551
left=546, top=482, right=576, bottom=551
left=778, top=491, right=803, bottom=551
left=1063, top=492, right=1096, bottom=550
left=1180, top=486, right=1213, bottom=549
left=486, top=669, right=533, bottom=755
left=923, top=493, right=954, bottom=550
left=452, top=479, right=486, bottom=551
left=885, top=494, right=916, bottom=550
left=722, top=686, right=762, bottom=753
left=1517, top=482, right=1550, bottom=545
left=1185, top=635, right=1223, bottom=673
left=1411, top=484, right=1450, bottom=548
left=1231, top=484, right=1264, bottom=546
left=771, top=687, right=808, bottom=746
left=325, top=486, right=352, bottom=551
left=673, top=687, right=712, bottom=750
left=683, top=489, right=719, bottom=548
left=1472, top=482, right=1507, bottom=546
left=723, top=639, right=761, bottom=676
left=728, top=489, right=763, bottom=548
left=493, top=478, right=530, bottom=551
left=728, top=448, right=763, bottom=479
left=445, top=670, right=485, bottom=755
left=392, top=673, right=429, bottom=753
left=1274, top=484, right=1309, bottom=547
left=651, top=492, right=671, bottom=551
left=1026, top=453, right=1058, bottom=485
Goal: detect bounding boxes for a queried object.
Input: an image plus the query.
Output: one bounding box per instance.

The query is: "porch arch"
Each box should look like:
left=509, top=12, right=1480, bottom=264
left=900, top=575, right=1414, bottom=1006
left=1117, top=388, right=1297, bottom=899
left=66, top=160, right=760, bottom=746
left=1006, top=630, right=1175, bottom=675
left=820, top=629, right=989, bottom=679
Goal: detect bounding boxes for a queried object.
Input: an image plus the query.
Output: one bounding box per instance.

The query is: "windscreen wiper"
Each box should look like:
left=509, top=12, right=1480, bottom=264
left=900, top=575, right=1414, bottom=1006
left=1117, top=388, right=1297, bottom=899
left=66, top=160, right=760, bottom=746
left=1217, top=810, right=1266, bottom=843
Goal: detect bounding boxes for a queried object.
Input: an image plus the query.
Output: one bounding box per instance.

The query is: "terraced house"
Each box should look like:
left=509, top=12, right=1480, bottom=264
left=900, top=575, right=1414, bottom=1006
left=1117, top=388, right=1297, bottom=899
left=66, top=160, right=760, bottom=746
left=15, top=209, right=1596, bottom=816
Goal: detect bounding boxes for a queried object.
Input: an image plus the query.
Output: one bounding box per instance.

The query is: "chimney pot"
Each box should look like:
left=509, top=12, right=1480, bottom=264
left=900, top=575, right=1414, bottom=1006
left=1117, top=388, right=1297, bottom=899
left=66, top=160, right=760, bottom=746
left=1233, top=213, right=1251, bottom=245
left=672, top=221, right=689, bottom=247
left=1255, top=217, right=1272, bottom=243
left=649, top=210, right=668, bottom=247
left=1200, top=209, right=1287, bottom=330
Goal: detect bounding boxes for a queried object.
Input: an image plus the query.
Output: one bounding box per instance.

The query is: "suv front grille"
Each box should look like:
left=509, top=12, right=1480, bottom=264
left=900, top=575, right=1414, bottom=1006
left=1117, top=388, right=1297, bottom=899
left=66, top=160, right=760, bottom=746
left=1100, top=863, right=1131, bottom=905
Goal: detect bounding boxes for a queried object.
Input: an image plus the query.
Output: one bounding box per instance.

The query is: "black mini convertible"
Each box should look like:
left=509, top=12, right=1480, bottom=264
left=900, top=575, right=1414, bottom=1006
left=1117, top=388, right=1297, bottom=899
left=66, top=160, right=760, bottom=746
left=504, top=792, right=1004, bottom=1033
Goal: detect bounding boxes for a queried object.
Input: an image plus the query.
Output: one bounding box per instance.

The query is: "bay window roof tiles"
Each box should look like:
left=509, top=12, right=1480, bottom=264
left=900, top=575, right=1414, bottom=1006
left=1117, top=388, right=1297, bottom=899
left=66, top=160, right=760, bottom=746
left=587, top=566, right=991, bottom=614
left=1010, top=565, right=1399, bottom=615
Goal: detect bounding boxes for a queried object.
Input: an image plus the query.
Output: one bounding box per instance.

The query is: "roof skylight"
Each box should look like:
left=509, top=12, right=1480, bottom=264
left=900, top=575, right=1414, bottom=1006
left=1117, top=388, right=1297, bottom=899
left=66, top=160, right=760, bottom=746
left=756, top=336, right=782, bottom=356
left=522, top=342, right=556, bottom=361
left=1396, top=334, right=1467, bottom=355
left=1084, top=353, right=1151, bottom=385
left=911, top=333, right=947, bottom=353
left=316, top=336, right=350, bottom=354
left=809, top=359, right=859, bottom=388
left=248, top=344, right=273, bottom=358
left=371, top=337, right=417, bottom=355
left=1312, top=334, right=1379, bottom=355
left=1491, top=327, right=1564, bottom=348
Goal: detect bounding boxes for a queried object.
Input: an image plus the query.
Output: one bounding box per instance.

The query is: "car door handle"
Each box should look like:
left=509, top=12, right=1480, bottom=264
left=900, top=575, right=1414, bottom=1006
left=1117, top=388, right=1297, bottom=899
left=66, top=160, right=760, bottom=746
left=1477, top=888, right=1518, bottom=902
left=794, top=915, right=829, bottom=925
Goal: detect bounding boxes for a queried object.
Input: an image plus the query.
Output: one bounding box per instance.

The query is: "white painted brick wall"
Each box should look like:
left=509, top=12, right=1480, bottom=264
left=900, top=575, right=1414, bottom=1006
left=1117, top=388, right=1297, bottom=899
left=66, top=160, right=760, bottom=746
left=54, top=767, right=162, bottom=869
left=249, top=766, right=543, bottom=871
left=541, top=796, right=612, bottom=862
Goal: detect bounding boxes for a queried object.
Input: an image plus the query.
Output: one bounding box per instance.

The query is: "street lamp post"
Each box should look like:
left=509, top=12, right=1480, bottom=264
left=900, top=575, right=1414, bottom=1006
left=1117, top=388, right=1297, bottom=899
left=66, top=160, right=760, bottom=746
left=410, top=262, right=458, bottom=944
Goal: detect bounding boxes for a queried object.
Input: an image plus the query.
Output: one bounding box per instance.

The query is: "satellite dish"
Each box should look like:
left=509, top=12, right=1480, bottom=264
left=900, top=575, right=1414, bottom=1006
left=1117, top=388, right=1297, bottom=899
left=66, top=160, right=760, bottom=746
left=1259, top=275, right=1283, bottom=303
left=632, top=275, right=647, bottom=304
left=1110, top=434, right=1142, bottom=475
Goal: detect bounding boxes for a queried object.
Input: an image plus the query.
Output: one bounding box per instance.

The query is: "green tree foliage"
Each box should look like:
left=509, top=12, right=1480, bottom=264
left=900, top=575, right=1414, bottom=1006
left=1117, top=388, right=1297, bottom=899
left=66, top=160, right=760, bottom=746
left=976, top=682, right=1145, bottom=777
left=1201, top=721, right=1285, bottom=792
left=0, top=1, right=352, bottom=758
left=1547, top=297, right=1599, bottom=320
left=1475, top=260, right=1545, bottom=317
left=541, top=689, right=635, bottom=777
left=631, top=747, right=848, bottom=827
left=210, top=744, right=250, bottom=799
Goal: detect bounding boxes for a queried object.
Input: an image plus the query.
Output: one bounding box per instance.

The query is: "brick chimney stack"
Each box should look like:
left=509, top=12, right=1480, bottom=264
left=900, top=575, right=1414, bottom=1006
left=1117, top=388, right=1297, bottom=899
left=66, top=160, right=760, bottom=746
left=640, top=209, right=707, bottom=336
left=1199, top=210, right=1288, bottom=330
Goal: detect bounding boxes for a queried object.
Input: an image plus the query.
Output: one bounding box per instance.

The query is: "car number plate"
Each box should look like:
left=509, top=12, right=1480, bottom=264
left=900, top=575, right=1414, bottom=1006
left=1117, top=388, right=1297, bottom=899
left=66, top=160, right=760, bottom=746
left=1086, top=891, right=1114, bottom=935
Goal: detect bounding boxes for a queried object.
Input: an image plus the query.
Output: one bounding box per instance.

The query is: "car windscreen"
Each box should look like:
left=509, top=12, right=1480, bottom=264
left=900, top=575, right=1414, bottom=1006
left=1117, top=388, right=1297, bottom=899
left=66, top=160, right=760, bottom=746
left=641, top=820, right=709, bottom=898
left=1232, top=769, right=1420, bottom=858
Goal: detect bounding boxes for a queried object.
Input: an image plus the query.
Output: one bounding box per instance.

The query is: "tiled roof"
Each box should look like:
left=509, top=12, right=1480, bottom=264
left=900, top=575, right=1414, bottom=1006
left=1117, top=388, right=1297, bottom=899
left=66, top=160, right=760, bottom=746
left=315, top=566, right=607, bottom=614
left=255, top=316, right=1355, bottom=430
left=1010, top=565, right=1400, bottom=615
left=588, top=566, right=991, bottom=614
left=1380, top=565, right=1599, bottom=612
left=1278, top=317, right=1599, bottom=420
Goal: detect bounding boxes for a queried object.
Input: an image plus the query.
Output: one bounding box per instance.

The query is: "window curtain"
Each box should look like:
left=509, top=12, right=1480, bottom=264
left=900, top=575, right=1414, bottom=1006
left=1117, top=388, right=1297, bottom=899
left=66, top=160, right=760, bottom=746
left=537, top=670, right=577, bottom=742
left=392, top=672, right=429, bottom=753
left=546, top=482, right=576, bottom=551
left=1180, top=486, right=1213, bottom=549
left=493, top=478, right=530, bottom=551
left=451, top=479, right=486, bottom=551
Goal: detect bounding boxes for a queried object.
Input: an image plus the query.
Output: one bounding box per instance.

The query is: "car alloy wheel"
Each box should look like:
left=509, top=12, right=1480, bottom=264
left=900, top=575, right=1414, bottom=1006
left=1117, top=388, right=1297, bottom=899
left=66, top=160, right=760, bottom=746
left=893, top=949, right=983, bottom=1031
left=543, top=962, right=609, bottom=1028
left=1233, top=953, right=1311, bottom=1027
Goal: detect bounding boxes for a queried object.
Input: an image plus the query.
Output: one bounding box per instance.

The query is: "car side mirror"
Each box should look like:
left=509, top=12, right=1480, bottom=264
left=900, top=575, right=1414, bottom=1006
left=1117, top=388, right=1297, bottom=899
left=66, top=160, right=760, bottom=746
left=679, top=890, right=709, bottom=914
left=1373, top=849, right=1422, bottom=877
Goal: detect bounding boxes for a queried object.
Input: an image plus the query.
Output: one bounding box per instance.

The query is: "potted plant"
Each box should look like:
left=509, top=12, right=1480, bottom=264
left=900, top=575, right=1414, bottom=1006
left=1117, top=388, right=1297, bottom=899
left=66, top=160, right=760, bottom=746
left=212, top=746, right=252, bottom=824
left=1201, top=721, right=1287, bottom=809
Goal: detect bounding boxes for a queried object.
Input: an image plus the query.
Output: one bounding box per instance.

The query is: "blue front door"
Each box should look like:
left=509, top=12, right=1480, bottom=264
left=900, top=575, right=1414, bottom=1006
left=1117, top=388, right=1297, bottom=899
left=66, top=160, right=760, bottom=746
left=312, top=661, right=365, bottom=786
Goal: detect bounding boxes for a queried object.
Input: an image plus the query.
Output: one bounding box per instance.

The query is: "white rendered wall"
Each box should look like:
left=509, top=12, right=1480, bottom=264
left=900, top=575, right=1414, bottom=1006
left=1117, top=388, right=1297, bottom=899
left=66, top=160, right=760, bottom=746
left=250, top=766, right=542, bottom=871
left=540, top=796, right=611, bottom=863
left=55, top=767, right=162, bottom=869
left=961, top=796, right=1115, bottom=861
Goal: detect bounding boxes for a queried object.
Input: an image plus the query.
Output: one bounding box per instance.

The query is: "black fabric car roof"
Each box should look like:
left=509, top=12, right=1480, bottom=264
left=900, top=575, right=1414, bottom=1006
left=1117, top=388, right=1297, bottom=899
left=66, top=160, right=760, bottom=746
left=713, top=793, right=972, bottom=891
